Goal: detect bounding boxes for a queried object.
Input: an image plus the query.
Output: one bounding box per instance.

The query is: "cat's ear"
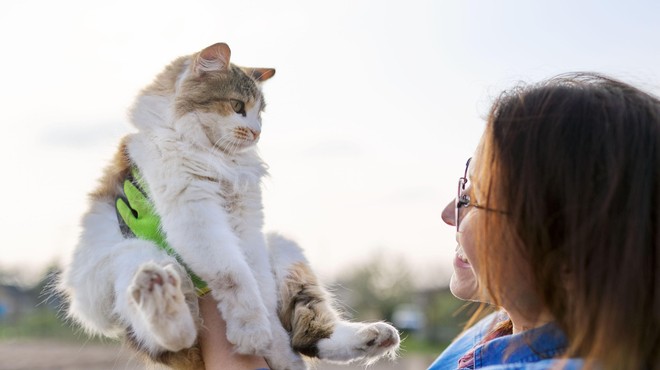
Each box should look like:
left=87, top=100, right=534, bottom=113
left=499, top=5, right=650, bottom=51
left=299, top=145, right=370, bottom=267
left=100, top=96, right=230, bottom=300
left=243, top=68, right=276, bottom=82
left=193, top=43, right=231, bottom=74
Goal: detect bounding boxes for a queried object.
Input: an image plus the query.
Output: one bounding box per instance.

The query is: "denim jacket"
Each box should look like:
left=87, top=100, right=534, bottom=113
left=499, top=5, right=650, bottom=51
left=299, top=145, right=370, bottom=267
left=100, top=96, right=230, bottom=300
left=428, top=312, right=584, bottom=370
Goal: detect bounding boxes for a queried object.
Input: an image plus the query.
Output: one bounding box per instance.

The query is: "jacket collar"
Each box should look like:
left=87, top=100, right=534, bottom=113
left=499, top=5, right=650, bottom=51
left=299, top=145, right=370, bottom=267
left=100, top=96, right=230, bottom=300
left=472, top=321, right=567, bottom=367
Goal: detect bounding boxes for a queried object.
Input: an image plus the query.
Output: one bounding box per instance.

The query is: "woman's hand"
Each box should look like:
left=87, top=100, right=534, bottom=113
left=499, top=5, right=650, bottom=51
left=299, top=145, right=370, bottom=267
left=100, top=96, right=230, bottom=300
left=198, top=294, right=270, bottom=370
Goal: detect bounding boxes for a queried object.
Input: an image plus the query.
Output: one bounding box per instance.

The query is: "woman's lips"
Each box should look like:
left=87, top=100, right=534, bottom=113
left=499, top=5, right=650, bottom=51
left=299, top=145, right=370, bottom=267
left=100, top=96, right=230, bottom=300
left=454, top=245, right=471, bottom=268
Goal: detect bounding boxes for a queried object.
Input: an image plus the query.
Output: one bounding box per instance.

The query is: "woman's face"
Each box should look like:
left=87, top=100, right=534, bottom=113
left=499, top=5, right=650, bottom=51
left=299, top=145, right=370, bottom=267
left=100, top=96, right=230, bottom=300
left=441, top=179, right=484, bottom=301
left=442, top=156, right=547, bottom=318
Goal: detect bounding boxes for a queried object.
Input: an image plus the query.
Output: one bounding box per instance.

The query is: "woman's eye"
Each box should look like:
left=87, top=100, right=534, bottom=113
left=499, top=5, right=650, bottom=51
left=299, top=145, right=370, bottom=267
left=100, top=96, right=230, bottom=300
left=230, top=99, right=246, bottom=116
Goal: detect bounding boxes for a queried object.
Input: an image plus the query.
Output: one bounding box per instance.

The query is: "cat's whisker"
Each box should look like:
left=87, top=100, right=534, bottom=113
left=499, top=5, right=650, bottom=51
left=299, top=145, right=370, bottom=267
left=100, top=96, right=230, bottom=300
left=210, top=135, right=227, bottom=154
left=207, top=132, right=235, bottom=156
left=228, top=134, right=244, bottom=155
left=224, top=136, right=239, bottom=155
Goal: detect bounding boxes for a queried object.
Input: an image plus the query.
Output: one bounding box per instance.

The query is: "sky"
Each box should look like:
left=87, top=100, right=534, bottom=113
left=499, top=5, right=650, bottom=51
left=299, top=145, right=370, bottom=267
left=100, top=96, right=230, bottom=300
left=1, top=0, right=660, bottom=286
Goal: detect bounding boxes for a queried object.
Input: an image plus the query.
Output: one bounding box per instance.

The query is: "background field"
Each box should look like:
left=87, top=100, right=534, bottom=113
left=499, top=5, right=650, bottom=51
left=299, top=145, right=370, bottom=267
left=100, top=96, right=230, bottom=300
left=0, top=264, right=476, bottom=370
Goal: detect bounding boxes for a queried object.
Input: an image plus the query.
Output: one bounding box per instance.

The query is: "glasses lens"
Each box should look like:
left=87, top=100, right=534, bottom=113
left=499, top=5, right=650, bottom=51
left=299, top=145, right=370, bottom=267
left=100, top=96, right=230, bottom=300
left=456, top=158, right=472, bottom=232
left=456, top=177, right=466, bottom=232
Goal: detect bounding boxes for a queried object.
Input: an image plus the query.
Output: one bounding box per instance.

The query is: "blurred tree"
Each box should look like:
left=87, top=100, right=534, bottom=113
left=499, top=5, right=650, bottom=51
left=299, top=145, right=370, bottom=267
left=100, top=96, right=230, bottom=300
left=332, top=250, right=415, bottom=322
left=420, top=288, right=482, bottom=343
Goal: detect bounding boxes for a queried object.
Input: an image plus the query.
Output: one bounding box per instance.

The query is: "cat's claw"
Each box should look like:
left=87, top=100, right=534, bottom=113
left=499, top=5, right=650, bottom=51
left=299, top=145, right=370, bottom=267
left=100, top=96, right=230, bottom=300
left=129, top=262, right=197, bottom=352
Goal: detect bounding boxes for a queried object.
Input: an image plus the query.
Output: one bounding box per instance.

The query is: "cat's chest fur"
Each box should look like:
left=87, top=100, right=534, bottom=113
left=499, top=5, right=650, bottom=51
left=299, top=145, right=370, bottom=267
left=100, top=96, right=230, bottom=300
left=221, top=180, right=242, bottom=213
left=218, top=178, right=255, bottom=232
left=200, top=153, right=266, bottom=229
left=128, top=132, right=266, bottom=236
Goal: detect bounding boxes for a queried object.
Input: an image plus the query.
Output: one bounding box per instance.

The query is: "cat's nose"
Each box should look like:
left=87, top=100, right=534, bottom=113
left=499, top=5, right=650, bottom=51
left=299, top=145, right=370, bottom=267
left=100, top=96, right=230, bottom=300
left=250, top=129, right=260, bottom=140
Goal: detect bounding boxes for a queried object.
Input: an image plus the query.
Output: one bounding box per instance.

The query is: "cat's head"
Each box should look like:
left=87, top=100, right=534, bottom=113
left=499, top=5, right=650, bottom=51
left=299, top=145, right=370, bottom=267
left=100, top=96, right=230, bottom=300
left=136, top=43, right=275, bottom=154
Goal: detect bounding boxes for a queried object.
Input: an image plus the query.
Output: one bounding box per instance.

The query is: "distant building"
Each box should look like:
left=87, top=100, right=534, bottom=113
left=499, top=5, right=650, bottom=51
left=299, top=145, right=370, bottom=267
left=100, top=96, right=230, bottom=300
left=392, top=303, right=425, bottom=332
left=0, top=284, right=36, bottom=323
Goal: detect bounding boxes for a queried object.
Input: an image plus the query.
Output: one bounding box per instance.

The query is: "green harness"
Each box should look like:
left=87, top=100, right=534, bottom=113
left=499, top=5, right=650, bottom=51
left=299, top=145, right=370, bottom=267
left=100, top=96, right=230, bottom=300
left=115, top=167, right=211, bottom=297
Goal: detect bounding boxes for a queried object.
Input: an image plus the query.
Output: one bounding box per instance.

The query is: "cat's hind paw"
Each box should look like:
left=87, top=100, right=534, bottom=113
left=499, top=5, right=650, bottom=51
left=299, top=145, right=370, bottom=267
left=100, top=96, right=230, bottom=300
left=129, top=262, right=197, bottom=352
left=316, top=321, right=400, bottom=364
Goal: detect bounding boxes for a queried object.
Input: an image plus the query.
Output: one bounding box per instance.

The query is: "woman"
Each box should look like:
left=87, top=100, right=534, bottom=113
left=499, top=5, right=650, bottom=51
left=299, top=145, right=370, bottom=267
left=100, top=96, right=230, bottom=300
left=430, top=73, right=659, bottom=369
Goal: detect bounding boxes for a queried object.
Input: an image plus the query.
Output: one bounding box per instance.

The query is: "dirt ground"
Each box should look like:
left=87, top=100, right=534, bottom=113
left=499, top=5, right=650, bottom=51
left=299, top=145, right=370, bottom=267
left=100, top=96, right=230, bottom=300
left=0, top=339, right=436, bottom=370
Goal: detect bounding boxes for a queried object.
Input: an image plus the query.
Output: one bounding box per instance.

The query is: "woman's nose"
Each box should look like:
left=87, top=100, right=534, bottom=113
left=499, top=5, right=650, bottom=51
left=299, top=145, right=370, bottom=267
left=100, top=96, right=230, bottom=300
left=441, top=199, right=456, bottom=227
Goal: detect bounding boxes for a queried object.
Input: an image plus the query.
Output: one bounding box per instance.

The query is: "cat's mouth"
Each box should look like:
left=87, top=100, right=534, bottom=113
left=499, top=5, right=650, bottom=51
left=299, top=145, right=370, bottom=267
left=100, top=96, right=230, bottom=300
left=233, top=127, right=260, bottom=143
left=225, top=130, right=259, bottom=151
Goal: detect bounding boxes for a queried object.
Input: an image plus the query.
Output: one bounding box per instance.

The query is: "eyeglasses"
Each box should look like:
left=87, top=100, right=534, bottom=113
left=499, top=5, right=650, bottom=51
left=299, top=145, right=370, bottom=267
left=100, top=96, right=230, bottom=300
left=455, top=157, right=506, bottom=232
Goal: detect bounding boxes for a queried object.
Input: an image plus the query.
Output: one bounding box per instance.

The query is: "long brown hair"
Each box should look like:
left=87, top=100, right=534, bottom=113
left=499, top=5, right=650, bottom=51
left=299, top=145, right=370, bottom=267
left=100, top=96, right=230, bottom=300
left=474, top=73, right=660, bottom=369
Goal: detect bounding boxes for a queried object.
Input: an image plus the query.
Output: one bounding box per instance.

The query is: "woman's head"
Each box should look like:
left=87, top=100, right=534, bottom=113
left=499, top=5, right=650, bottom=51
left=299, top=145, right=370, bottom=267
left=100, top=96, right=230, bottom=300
left=458, top=73, right=660, bottom=368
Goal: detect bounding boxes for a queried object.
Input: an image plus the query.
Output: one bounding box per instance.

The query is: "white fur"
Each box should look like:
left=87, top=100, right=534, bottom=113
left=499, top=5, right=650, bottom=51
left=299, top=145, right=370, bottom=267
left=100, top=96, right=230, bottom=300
left=60, top=52, right=398, bottom=370
left=123, top=83, right=301, bottom=366
left=267, top=233, right=311, bottom=281
left=61, top=201, right=196, bottom=354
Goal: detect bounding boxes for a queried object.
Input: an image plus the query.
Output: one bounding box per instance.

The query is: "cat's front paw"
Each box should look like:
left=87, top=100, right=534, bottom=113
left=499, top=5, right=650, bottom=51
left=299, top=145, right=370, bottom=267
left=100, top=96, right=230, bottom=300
left=355, top=322, right=400, bottom=358
left=316, top=321, right=400, bottom=364
left=223, top=309, right=273, bottom=356
left=129, top=262, right=197, bottom=352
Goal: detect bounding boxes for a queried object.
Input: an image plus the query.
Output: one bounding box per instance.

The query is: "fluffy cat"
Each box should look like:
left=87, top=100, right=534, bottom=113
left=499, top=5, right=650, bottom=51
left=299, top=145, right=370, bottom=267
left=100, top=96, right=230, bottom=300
left=58, top=42, right=399, bottom=370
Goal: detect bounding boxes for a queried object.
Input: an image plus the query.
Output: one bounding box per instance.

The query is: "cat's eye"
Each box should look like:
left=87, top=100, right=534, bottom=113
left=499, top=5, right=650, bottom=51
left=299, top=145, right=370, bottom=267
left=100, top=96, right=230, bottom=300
left=230, top=99, right=246, bottom=117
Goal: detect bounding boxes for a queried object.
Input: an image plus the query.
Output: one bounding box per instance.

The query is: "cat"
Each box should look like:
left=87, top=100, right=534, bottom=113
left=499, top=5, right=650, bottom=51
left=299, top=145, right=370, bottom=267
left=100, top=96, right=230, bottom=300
left=58, top=42, right=399, bottom=370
